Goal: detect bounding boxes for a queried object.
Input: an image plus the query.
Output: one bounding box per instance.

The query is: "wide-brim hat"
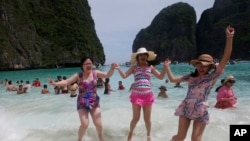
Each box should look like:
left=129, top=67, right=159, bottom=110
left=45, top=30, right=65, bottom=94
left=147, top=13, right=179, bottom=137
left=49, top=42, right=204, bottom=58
left=189, top=54, right=215, bottom=67
left=224, top=75, right=236, bottom=84
left=130, top=47, right=157, bottom=65
left=159, top=85, right=167, bottom=91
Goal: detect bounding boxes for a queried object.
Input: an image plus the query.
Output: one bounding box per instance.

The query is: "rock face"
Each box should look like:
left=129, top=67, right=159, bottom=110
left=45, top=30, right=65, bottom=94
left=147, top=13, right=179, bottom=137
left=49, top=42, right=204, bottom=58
left=197, top=0, right=250, bottom=60
left=0, top=0, right=105, bottom=70
left=1, top=0, right=250, bottom=70
left=132, top=2, right=196, bottom=63
left=133, top=0, right=250, bottom=63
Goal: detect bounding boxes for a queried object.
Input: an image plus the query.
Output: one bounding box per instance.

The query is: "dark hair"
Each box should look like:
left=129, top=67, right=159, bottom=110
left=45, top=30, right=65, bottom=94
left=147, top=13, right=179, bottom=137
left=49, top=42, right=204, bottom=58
left=190, top=69, right=199, bottom=77
left=80, top=57, right=93, bottom=70
left=105, top=78, right=110, bottom=84
left=190, top=67, right=216, bottom=77
left=8, top=80, right=12, bottom=85
left=43, top=84, right=47, bottom=88
left=215, top=86, right=222, bottom=92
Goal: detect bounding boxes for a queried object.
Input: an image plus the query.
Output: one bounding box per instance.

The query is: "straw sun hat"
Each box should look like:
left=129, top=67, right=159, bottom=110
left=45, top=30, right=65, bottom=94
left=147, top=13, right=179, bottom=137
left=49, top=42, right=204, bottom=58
left=189, top=54, right=215, bottom=67
left=223, top=75, right=236, bottom=84
left=130, top=47, right=157, bottom=64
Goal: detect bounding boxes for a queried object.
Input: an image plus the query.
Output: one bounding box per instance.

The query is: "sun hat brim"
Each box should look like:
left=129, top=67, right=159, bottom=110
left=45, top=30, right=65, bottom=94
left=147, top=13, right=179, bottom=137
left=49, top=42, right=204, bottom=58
left=189, top=60, right=215, bottom=67
left=130, top=50, right=157, bottom=65
left=223, top=75, right=236, bottom=84
left=189, top=54, right=215, bottom=67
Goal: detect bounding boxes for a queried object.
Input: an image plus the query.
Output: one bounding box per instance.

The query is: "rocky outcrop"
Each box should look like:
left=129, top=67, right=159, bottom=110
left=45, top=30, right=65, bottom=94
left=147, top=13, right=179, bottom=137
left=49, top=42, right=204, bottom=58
left=132, top=2, right=196, bottom=63
left=197, top=0, right=250, bottom=60
left=0, top=0, right=105, bottom=70
left=133, top=0, right=250, bottom=63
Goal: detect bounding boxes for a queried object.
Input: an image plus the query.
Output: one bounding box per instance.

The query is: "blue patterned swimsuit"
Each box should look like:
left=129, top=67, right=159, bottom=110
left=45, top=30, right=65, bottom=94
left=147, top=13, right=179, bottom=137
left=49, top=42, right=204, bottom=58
left=77, top=71, right=100, bottom=111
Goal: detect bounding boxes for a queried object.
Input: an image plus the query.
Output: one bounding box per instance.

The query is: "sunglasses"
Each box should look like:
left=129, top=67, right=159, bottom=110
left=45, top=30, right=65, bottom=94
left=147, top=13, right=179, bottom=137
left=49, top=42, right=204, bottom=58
left=228, top=80, right=235, bottom=83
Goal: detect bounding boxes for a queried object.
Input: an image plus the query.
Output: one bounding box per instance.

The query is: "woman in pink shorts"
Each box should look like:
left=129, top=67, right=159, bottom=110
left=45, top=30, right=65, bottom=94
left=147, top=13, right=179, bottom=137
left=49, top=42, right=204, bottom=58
left=165, top=25, right=235, bottom=141
left=115, top=47, right=168, bottom=141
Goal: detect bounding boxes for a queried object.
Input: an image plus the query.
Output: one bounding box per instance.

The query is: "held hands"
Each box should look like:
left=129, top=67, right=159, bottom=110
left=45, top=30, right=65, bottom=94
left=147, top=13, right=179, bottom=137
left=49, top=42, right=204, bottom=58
left=110, top=63, right=119, bottom=70
left=162, top=59, right=171, bottom=72
left=163, top=59, right=171, bottom=67
left=226, top=25, right=235, bottom=37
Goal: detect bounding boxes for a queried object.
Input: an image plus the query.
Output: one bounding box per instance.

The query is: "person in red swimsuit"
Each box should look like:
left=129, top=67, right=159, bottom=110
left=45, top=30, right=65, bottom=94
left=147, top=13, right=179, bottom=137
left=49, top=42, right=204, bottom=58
left=33, top=78, right=41, bottom=87
left=118, top=81, right=125, bottom=90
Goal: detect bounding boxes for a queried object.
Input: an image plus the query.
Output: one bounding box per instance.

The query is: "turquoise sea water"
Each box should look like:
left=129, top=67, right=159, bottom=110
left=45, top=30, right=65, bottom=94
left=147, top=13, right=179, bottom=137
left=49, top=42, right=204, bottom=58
left=0, top=63, right=250, bottom=141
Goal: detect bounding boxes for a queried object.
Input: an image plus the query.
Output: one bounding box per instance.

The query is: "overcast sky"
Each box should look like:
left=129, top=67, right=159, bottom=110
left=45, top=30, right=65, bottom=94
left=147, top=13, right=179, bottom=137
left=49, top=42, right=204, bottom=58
left=88, top=0, right=215, bottom=64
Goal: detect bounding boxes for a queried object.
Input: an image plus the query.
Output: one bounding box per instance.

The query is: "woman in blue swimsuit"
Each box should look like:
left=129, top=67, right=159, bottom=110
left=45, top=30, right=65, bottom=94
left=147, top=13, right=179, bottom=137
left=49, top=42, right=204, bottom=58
left=49, top=57, right=116, bottom=141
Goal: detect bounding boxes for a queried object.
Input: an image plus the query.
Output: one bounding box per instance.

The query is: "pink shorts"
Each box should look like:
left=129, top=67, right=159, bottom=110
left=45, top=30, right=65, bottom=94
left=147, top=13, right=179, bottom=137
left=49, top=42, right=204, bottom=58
left=130, top=89, right=154, bottom=106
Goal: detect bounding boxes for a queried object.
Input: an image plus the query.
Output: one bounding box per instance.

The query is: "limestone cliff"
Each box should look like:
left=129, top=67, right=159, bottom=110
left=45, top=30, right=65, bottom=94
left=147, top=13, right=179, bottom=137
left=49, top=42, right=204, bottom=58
left=197, top=0, right=250, bottom=60
left=132, top=2, right=196, bottom=63
left=133, top=0, right=250, bottom=63
left=0, top=0, right=105, bottom=70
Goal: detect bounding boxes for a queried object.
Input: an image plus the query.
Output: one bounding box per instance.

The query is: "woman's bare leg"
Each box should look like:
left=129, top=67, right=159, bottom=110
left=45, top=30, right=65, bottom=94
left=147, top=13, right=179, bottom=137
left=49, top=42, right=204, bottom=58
left=77, top=109, right=89, bottom=141
left=128, top=104, right=141, bottom=141
left=91, top=107, right=104, bottom=141
left=143, top=105, right=152, bottom=137
left=171, top=116, right=191, bottom=141
left=191, top=121, right=206, bottom=141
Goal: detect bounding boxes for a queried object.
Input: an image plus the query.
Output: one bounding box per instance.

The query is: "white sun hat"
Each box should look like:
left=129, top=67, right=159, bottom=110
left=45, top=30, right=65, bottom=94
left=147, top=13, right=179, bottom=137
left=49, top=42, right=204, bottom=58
left=223, top=75, right=236, bottom=84
left=130, top=47, right=157, bottom=64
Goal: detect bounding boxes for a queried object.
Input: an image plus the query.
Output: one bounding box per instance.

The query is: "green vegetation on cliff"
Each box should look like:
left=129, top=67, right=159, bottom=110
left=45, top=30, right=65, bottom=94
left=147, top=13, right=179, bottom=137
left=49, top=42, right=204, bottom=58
left=0, top=0, right=105, bottom=70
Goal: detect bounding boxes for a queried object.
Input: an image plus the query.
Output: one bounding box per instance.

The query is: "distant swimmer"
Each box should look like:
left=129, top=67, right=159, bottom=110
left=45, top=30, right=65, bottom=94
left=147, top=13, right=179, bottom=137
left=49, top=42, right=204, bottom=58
left=41, top=84, right=50, bottom=94
left=68, top=82, right=78, bottom=97
left=6, top=80, right=17, bottom=92
left=158, top=85, right=168, bottom=98
left=215, top=75, right=237, bottom=109
left=174, top=82, right=183, bottom=88
left=17, top=85, right=27, bottom=94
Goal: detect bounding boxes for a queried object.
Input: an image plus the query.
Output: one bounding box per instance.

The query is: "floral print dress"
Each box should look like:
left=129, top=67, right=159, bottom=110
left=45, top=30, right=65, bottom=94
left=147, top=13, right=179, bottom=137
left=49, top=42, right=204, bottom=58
left=175, top=66, right=223, bottom=124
